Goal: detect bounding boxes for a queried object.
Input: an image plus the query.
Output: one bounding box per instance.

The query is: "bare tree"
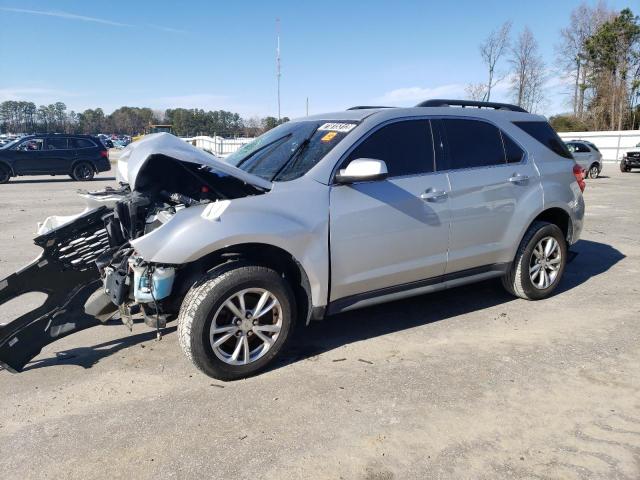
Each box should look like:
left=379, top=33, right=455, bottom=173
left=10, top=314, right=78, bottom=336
left=510, top=27, right=546, bottom=112
left=479, top=21, right=512, bottom=101
left=556, top=2, right=613, bottom=117
left=465, top=83, right=488, bottom=101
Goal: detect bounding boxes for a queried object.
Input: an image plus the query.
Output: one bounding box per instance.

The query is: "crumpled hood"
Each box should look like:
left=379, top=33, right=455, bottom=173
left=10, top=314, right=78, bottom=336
left=118, top=133, right=272, bottom=191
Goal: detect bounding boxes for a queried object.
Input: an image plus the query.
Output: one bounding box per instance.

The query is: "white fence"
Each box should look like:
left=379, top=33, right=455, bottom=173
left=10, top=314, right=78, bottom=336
left=182, top=136, right=253, bottom=157
left=557, top=130, right=640, bottom=163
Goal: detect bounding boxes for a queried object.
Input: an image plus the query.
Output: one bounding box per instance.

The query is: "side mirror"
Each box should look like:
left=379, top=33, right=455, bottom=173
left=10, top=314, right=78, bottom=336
left=335, top=158, right=388, bottom=184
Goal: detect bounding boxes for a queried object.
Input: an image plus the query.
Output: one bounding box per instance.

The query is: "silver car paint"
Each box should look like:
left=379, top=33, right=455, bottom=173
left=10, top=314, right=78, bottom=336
left=131, top=177, right=331, bottom=307
left=567, top=141, right=603, bottom=172
left=129, top=107, right=584, bottom=310
left=329, top=170, right=451, bottom=301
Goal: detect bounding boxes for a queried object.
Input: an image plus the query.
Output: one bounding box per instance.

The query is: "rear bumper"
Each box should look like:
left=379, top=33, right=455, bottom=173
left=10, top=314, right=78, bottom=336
left=95, top=158, right=111, bottom=172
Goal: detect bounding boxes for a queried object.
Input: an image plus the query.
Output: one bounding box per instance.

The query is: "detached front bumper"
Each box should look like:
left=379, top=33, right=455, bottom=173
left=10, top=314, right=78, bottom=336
left=0, top=207, right=112, bottom=372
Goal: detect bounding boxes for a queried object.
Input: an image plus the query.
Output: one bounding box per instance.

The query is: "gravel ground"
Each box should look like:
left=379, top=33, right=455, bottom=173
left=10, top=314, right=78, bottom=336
left=0, top=168, right=639, bottom=480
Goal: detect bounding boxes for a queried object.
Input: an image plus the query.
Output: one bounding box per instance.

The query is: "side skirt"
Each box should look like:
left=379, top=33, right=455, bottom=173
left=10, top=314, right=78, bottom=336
left=326, top=263, right=509, bottom=316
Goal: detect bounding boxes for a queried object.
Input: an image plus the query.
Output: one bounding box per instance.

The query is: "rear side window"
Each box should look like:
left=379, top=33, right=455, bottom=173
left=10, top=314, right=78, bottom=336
left=513, top=121, right=572, bottom=159
left=345, top=120, right=434, bottom=177
left=569, top=142, right=590, bottom=153
left=502, top=133, right=525, bottom=163
left=443, top=119, right=505, bottom=169
left=47, top=137, right=69, bottom=150
left=71, top=138, right=95, bottom=149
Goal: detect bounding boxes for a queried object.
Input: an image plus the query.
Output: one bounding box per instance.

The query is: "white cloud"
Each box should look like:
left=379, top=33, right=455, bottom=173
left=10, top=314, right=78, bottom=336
left=151, top=94, right=232, bottom=109
left=0, top=7, right=187, bottom=34
left=149, top=94, right=276, bottom=118
left=374, top=84, right=467, bottom=105
left=0, top=7, right=133, bottom=27
left=0, top=87, right=86, bottom=103
left=146, top=24, right=189, bottom=35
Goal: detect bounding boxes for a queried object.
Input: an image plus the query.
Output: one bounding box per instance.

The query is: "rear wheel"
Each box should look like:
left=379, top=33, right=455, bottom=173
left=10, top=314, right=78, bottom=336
left=0, top=165, right=10, bottom=184
left=178, top=263, right=296, bottom=380
left=587, top=164, right=600, bottom=179
left=620, top=162, right=630, bottom=173
left=71, top=162, right=95, bottom=181
left=502, top=221, right=567, bottom=300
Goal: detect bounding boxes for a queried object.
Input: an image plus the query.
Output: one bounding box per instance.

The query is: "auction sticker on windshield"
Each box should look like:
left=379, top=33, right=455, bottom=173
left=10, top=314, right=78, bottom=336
left=317, top=122, right=357, bottom=132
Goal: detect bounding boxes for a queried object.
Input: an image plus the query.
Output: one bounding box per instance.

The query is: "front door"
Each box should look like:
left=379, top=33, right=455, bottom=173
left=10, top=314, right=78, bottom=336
left=12, top=138, right=45, bottom=174
left=329, top=119, right=451, bottom=303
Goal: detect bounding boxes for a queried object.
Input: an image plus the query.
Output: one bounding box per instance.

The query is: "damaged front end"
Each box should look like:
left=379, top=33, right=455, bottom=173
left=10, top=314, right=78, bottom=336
left=0, top=133, right=270, bottom=372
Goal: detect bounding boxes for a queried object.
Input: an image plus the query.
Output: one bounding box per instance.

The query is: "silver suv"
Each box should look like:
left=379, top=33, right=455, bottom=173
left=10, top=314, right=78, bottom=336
left=565, top=140, right=603, bottom=179
left=0, top=100, right=585, bottom=380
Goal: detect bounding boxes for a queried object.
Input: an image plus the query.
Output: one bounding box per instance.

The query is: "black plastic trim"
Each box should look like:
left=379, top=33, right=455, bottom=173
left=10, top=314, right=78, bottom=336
left=326, top=263, right=509, bottom=315
left=416, top=99, right=528, bottom=113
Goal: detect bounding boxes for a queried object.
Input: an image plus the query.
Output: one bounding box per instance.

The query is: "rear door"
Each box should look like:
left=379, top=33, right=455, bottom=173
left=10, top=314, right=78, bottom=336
left=438, top=118, right=540, bottom=273
left=329, top=119, right=451, bottom=303
left=44, top=137, right=73, bottom=173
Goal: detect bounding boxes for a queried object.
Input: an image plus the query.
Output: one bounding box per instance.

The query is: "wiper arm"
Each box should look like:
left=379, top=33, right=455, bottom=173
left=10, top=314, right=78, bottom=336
left=235, top=134, right=291, bottom=169
left=271, top=137, right=311, bottom=182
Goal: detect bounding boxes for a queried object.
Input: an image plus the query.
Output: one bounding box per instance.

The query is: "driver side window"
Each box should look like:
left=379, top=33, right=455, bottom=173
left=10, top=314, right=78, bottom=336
left=345, top=120, right=435, bottom=177
left=16, top=139, right=44, bottom=151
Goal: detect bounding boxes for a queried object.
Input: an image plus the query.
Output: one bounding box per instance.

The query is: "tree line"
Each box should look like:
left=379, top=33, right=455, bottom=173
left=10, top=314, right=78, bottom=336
left=467, top=4, right=640, bottom=131
left=0, top=101, right=289, bottom=137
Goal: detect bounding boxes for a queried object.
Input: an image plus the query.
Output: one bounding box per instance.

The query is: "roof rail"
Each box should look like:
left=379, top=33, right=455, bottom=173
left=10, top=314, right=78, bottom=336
left=415, top=99, right=528, bottom=113
left=346, top=105, right=394, bottom=110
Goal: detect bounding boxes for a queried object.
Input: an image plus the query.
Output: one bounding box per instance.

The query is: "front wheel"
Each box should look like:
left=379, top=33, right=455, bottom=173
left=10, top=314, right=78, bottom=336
left=620, top=162, right=630, bottom=173
left=0, top=165, right=10, bottom=184
left=502, top=221, right=567, bottom=300
left=588, top=164, right=600, bottom=179
left=178, top=263, right=296, bottom=380
left=71, top=162, right=95, bottom=181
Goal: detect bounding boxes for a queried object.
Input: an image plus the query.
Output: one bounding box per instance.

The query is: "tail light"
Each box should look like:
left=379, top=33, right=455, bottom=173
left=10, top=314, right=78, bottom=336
left=573, top=164, right=585, bottom=192
left=100, top=149, right=109, bottom=160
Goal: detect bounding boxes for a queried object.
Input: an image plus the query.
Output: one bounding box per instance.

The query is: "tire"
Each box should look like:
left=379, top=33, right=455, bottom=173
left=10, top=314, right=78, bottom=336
left=71, top=162, right=95, bottom=181
left=587, top=164, right=600, bottom=179
left=620, top=162, right=630, bottom=173
left=178, top=263, right=296, bottom=380
left=0, top=165, right=10, bottom=184
left=502, top=221, right=567, bottom=300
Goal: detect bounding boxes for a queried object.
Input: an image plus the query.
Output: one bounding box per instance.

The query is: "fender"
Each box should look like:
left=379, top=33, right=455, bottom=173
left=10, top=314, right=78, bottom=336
left=131, top=179, right=331, bottom=308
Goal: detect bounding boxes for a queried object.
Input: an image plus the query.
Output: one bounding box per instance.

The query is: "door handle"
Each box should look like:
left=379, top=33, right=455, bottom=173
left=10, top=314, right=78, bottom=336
left=420, top=189, right=448, bottom=202
left=508, top=174, right=529, bottom=185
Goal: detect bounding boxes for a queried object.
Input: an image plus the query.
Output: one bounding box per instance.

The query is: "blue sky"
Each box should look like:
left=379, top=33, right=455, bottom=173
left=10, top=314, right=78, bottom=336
left=0, top=0, right=635, bottom=119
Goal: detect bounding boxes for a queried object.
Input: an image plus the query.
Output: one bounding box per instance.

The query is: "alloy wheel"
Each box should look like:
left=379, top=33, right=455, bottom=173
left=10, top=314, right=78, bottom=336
left=529, top=236, right=562, bottom=289
left=209, top=288, right=283, bottom=365
left=74, top=164, right=93, bottom=180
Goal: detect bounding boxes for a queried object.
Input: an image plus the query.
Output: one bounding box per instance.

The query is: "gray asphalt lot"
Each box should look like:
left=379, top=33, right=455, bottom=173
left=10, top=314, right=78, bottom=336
left=0, top=167, right=639, bottom=479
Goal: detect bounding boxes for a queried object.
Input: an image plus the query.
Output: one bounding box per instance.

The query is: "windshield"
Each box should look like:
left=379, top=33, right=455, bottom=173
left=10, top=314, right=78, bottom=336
left=226, top=120, right=357, bottom=181
left=0, top=138, right=20, bottom=150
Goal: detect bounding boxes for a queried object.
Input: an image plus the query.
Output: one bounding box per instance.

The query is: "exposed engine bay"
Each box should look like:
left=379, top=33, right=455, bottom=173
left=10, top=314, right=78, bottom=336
left=0, top=134, right=268, bottom=372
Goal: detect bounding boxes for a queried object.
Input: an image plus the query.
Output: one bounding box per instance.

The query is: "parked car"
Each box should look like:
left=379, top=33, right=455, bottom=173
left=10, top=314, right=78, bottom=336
left=620, top=142, right=640, bottom=172
left=565, top=140, right=603, bottom=178
left=0, top=100, right=585, bottom=380
left=0, top=133, right=110, bottom=183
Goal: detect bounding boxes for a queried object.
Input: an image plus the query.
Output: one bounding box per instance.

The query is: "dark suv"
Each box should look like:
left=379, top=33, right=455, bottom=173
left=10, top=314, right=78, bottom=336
left=0, top=134, right=110, bottom=183
left=620, top=143, right=640, bottom=172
